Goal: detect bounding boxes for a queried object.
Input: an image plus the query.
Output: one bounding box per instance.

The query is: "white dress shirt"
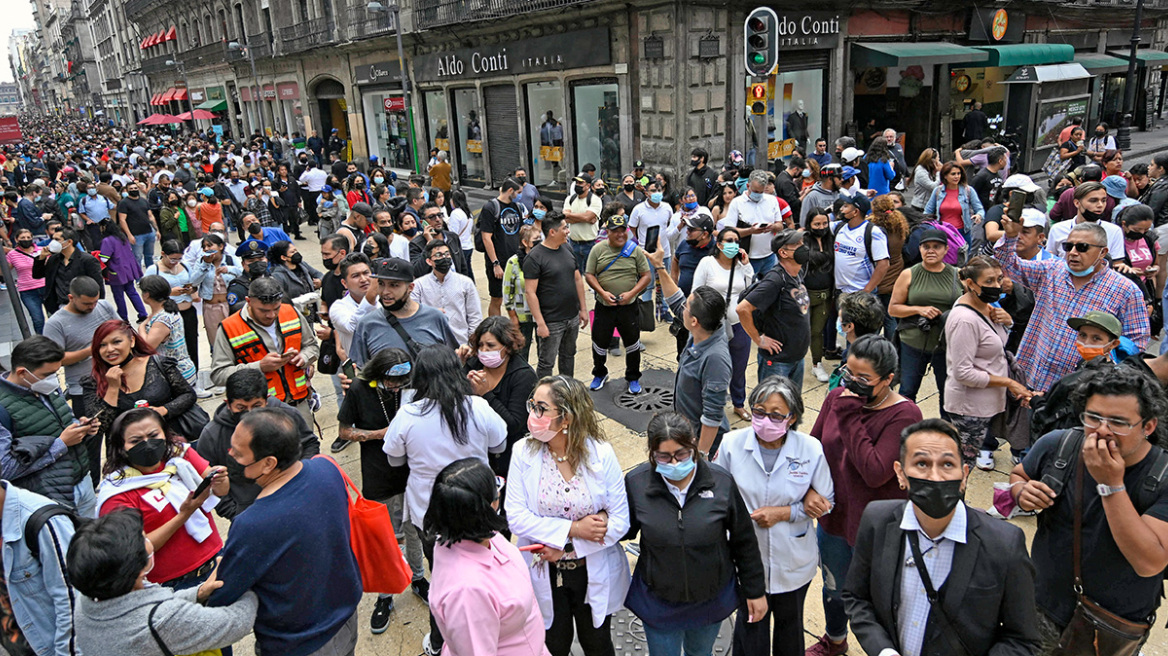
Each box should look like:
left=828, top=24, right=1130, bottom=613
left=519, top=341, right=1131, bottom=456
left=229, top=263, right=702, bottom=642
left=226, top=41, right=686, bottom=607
left=1046, top=217, right=1126, bottom=260
left=298, top=168, right=329, bottom=192
left=327, top=292, right=377, bottom=356
left=888, top=501, right=968, bottom=656
left=410, top=270, right=482, bottom=344
left=723, top=193, right=784, bottom=259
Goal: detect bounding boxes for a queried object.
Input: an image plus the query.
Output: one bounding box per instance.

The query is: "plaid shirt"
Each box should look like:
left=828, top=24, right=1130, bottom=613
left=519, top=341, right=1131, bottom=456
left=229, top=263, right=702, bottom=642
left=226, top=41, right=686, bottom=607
left=244, top=195, right=277, bottom=227
left=996, top=235, right=1149, bottom=392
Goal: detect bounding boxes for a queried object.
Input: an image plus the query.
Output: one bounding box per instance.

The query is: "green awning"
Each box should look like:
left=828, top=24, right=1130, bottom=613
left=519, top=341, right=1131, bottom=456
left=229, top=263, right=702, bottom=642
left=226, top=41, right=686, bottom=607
left=195, top=99, right=227, bottom=111
left=850, top=42, right=989, bottom=69
left=974, top=44, right=1074, bottom=67
left=1107, top=49, right=1168, bottom=65
left=1074, top=52, right=1131, bottom=75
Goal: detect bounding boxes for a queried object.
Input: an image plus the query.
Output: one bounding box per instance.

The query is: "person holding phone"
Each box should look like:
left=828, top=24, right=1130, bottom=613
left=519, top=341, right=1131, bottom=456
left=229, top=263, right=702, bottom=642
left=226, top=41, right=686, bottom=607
left=96, top=407, right=228, bottom=590
left=722, top=170, right=787, bottom=276
left=628, top=180, right=675, bottom=317
left=145, top=240, right=209, bottom=382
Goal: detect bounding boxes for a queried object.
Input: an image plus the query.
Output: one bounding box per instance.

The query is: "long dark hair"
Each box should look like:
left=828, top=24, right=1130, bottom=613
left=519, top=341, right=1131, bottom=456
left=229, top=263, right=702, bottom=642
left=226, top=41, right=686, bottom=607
left=104, top=407, right=185, bottom=477
left=411, top=345, right=473, bottom=443
left=450, top=189, right=471, bottom=217
left=102, top=216, right=129, bottom=243
left=139, top=275, right=179, bottom=313
left=423, top=458, right=508, bottom=546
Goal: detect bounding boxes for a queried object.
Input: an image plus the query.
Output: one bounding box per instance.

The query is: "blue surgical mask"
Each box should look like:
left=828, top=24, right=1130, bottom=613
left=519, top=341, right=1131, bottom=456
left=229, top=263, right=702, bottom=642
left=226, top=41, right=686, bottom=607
left=532, top=208, right=547, bottom=220
left=373, top=176, right=384, bottom=185
left=722, top=243, right=739, bottom=258
left=657, top=457, right=696, bottom=482
left=1067, top=260, right=1095, bottom=277
left=748, top=191, right=763, bottom=202
left=837, top=318, right=845, bottom=335
left=86, top=188, right=97, bottom=196
left=423, top=190, right=429, bottom=203
left=802, top=169, right=812, bottom=178
left=683, top=201, right=698, bottom=211
left=650, top=192, right=664, bottom=204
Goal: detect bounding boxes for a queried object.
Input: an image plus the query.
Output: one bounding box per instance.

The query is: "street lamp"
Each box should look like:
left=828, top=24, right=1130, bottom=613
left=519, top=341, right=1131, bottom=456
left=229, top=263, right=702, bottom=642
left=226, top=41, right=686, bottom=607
left=1117, top=0, right=1145, bottom=151
left=165, top=59, right=195, bottom=131
left=228, top=40, right=266, bottom=138
left=367, top=1, right=417, bottom=172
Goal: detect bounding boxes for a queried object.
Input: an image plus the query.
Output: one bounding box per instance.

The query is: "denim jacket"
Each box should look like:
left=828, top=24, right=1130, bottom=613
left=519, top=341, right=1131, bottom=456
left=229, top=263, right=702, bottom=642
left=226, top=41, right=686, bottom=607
left=2, top=482, right=78, bottom=656
left=923, top=184, right=985, bottom=234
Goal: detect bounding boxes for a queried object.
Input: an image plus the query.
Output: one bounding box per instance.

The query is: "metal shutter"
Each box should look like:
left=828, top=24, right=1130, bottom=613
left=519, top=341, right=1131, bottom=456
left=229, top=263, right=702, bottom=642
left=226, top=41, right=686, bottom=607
left=777, top=50, right=830, bottom=74
left=484, top=85, right=521, bottom=187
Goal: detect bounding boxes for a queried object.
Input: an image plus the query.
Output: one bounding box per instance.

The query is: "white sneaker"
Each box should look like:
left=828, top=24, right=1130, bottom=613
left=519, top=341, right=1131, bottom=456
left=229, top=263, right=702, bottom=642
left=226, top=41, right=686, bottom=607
left=976, top=450, right=995, bottom=471
left=194, top=386, right=213, bottom=399
left=812, top=362, right=830, bottom=383
left=422, top=633, right=439, bottom=656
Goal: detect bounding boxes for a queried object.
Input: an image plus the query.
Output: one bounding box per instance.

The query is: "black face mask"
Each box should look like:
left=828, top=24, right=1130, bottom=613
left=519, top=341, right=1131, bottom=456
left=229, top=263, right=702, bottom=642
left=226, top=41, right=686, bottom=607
left=809, top=227, right=828, bottom=238
left=128, top=190, right=140, bottom=198
left=792, top=245, right=810, bottom=266
left=1081, top=208, right=1105, bottom=222
left=384, top=297, right=408, bottom=313
left=248, top=223, right=262, bottom=236
left=907, top=476, right=964, bottom=519
left=516, top=177, right=527, bottom=185
left=380, top=226, right=394, bottom=237
left=1126, top=230, right=1145, bottom=241
left=403, top=227, right=418, bottom=238
left=126, top=438, right=169, bottom=470
left=844, top=375, right=875, bottom=400
left=623, top=183, right=635, bottom=192
left=691, top=159, right=701, bottom=168
left=575, top=186, right=585, bottom=196
left=16, top=240, right=32, bottom=249
left=1096, top=131, right=1106, bottom=137
left=685, top=238, right=701, bottom=248
left=432, top=257, right=453, bottom=274
left=248, top=261, right=268, bottom=278
left=975, top=284, right=1001, bottom=304
left=289, top=252, right=303, bottom=265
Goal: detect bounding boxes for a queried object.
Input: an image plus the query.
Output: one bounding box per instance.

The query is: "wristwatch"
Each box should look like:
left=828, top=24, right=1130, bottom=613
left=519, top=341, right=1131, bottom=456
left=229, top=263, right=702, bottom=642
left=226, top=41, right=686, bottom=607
left=1097, top=484, right=1126, bottom=497
left=492, top=260, right=501, bottom=268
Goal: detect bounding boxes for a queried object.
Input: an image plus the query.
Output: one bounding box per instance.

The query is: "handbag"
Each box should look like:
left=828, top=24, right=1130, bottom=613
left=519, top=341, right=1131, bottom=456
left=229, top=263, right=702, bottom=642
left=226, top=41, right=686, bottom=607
left=152, top=356, right=211, bottom=443
left=317, top=330, right=340, bottom=375
left=316, top=455, right=412, bottom=594
left=638, top=298, right=656, bottom=333
left=1053, top=454, right=1151, bottom=656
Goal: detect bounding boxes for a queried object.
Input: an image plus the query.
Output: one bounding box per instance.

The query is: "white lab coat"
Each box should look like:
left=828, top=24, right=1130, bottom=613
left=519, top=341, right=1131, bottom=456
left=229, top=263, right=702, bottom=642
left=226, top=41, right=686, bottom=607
left=717, top=427, right=835, bottom=594
left=505, top=436, right=631, bottom=629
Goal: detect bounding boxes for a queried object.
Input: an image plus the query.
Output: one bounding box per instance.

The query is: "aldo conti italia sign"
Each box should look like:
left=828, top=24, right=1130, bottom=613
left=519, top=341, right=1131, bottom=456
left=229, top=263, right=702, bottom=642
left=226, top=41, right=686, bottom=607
left=413, top=27, right=611, bottom=82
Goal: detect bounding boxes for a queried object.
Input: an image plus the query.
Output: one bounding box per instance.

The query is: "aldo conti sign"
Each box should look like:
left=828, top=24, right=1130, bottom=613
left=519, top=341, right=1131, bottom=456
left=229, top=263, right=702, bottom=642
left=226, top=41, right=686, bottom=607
left=413, top=27, right=611, bottom=82
left=774, top=13, right=841, bottom=49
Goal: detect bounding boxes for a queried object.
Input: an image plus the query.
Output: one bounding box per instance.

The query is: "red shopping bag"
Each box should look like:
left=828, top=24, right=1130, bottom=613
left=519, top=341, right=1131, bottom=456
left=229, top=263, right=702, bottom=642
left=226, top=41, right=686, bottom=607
left=317, top=456, right=412, bottom=594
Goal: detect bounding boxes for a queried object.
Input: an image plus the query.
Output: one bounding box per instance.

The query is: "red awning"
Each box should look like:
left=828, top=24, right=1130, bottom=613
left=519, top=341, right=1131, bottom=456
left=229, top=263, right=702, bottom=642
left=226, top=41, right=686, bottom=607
left=153, top=30, right=165, bottom=46
left=147, top=33, right=158, bottom=47
left=173, top=88, right=188, bottom=101
left=165, top=26, right=177, bottom=42
left=140, top=36, right=149, bottom=49
left=159, top=88, right=177, bottom=103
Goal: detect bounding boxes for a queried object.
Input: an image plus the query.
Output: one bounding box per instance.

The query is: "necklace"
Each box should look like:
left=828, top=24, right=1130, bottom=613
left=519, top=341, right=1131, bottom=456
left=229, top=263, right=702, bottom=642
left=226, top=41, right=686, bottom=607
left=864, top=388, right=891, bottom=409
left=549, top=450, right=569, bottom=463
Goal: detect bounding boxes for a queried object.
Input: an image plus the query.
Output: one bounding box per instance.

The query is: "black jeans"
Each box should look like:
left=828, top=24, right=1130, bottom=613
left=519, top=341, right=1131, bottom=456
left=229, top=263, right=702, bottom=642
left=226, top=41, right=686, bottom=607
left=732, top=582, right=810, bottom=656
left=413, top=523, right=443, bottom=650
left=546, top=565, right=614, bottom=656
left=590, top=303, right=641, bottom=382
left=179, top=305, right=200, bottom=372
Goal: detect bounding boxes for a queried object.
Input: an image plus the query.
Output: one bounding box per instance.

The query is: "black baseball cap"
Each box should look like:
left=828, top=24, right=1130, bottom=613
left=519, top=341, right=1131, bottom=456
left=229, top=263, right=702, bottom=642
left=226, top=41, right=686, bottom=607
left=351, top=201, right=373, bottom=218
left=373, top=257, right=415, bottom=282
left=683, top=214, right=715, bottom=233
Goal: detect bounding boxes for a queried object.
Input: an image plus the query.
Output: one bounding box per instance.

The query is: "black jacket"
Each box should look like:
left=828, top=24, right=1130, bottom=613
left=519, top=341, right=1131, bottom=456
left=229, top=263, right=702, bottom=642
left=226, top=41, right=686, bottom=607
left=843, top=500, right=1041, bottom=656
left=775, top=170, right=802, bottom=220
left=1141, top=176, right=1168, bottom=227
left=409, top=229, right=468, bottom=277
left=194, top=398, right=320, bottom=520
left=32, top=249, right=105, bottom=313
left=686, top=165, right=719, bottom=206
left=624, top=459, right=765, bottom=603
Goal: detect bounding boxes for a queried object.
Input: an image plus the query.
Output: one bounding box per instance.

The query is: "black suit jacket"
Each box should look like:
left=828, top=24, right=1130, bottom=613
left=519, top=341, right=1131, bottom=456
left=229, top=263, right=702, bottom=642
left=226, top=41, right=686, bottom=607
left=32, top=250, right=105, bottom=313
left=843, top=500, right=1041, bottom=656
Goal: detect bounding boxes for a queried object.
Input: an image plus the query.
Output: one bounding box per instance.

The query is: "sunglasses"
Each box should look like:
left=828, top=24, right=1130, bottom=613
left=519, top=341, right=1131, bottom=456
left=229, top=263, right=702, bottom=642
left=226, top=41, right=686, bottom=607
left=252, top=293, right=284, bottom=303
left=1061, top=242, right=1102, bottom=253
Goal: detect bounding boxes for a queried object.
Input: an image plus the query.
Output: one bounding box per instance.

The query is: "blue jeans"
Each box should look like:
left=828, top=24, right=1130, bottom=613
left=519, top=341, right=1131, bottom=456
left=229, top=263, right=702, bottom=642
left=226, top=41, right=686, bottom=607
left=571, top=240, right=594, bottom=275
left=898, top=341, right=946, bottom=414
left=132, top=232, right=157, bottom=270
left=757, top=354, right=804, bottom=397
left=73, top=478, right=96, bottom=518
left=643, top=619, right=723, bottom=656
left=19, top=287, right=45, bottom=334
left=817, top=526, right=853, bottom=641
left=750, top=254, right=776, bottom=276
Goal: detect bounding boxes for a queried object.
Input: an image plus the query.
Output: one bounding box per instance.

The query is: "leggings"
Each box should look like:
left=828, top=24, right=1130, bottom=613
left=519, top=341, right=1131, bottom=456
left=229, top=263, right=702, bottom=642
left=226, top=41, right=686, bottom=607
left=179, top=305, right=199, bottom=371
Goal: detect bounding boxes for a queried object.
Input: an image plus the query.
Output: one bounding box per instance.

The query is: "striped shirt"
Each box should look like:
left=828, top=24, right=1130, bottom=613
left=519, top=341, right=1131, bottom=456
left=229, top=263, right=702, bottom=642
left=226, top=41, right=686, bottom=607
left=996, top=235, right=1149, bottom=392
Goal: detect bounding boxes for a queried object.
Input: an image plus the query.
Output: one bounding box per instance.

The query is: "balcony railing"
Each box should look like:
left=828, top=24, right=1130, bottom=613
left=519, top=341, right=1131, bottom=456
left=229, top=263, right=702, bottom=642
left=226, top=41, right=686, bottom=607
left=346, top=5, right=394, bottom=40
left=124, top=0, right=163, bottom=19
left=139, top=53, right=173, bottom=75
left=246, top=32, right=273, bottom=59
left=279, top=17, right=336, bottom=54
left=184, top=41, right=231, bottom=68
left=414, top=0, right=594, bottom=30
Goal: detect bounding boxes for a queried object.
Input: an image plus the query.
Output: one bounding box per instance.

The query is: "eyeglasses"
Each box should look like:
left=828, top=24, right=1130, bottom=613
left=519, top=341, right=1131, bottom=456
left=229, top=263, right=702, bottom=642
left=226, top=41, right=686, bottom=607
left=653, top=448, right=695, bottom=465
left=1061, top=242, right=1103, bottom=253
left=1081, top=411, right=1143, bottom=435
left=751, top=408, right=793, bottom=423
left=526, top=399, right=561, bottom=419
left=840, top=366, right=877, bottom=386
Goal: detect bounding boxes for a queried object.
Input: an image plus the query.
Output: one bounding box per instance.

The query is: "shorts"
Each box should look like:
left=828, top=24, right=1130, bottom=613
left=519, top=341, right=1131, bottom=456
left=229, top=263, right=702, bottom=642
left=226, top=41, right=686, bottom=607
left=485, top=254, right=503, bottom=298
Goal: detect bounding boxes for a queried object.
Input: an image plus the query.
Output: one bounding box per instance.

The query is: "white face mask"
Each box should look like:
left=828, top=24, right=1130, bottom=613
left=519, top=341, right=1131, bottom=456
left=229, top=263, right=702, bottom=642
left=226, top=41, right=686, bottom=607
left=187, top=199, right=197, bottom=207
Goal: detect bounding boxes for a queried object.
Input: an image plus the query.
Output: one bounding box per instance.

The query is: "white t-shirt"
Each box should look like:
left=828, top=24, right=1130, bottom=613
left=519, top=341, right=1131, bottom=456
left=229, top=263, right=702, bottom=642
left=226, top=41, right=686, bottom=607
left=327, top=292, right=377, bottom=355
left=629, top=200, right=675, bottom=258
left=722, top=194, right=788, bottom=259
left=1046, top=218, right=1125, bottom=260
left=692, top=255, right=754, bottom=326
left=446, top=207, right=475, bottom=251
left=830, top=220, right=890, bottom=293
left=389, top=233, right=412, bottom=261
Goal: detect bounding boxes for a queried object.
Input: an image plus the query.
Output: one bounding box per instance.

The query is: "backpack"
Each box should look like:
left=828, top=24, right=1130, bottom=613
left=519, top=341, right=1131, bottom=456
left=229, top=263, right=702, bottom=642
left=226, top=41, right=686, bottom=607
left=24, top=504, right=81, bottom=563
left=833, top=220, right=875, bottom=266
left=1039, top=428, right=1168, bottom=513
left=473, top=200, right=496, bottom=253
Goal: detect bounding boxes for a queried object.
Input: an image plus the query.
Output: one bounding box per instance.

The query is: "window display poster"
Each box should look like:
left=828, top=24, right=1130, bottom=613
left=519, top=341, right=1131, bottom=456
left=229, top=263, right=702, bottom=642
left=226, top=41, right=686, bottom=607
left=766, top=70, right=822, bottom=153
left=1035, top=97, right=1089, bottom=149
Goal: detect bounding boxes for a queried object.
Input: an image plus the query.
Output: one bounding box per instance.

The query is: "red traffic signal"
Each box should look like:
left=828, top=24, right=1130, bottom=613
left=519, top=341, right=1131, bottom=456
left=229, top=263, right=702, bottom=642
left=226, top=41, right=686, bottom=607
left=743, top=7, right=779, bottom=77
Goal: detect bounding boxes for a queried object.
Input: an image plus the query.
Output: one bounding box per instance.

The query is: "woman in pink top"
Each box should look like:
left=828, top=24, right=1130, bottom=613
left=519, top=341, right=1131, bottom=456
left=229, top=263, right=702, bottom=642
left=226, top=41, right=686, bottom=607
left=6, top=227, right=47, bottom=334
left=426, top=458, right=551, bottom=656
left=923, top=162, right=984, bottom=236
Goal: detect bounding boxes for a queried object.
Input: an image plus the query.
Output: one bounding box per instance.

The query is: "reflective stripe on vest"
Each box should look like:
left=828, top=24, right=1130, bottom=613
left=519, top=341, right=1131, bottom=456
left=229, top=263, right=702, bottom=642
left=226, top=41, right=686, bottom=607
left=221, top=305, right=310, bottom=403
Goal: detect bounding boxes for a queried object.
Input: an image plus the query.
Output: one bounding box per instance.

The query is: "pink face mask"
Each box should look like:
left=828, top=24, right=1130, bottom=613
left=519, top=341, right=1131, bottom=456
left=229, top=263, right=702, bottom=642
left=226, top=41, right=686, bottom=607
left=527, top=412, right=559, bottom=442
left=752, top=415, right=790, bottom=443
left=478, top=349, right=504, bottom=369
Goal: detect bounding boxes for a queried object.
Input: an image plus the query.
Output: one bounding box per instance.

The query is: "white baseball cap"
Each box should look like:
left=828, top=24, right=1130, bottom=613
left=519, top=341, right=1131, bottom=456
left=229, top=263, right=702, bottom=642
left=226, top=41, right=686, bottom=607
left=841, top=147, right=865, bottom=163
left=1020, top=207, right=1047, bottom=229
left=1003, top=174, right=1040, bottom=194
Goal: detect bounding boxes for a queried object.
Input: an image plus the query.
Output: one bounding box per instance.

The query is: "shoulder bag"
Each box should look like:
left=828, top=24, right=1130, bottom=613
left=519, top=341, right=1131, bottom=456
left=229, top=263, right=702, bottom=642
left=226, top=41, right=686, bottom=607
left=152, top=355, right=210, bottom=443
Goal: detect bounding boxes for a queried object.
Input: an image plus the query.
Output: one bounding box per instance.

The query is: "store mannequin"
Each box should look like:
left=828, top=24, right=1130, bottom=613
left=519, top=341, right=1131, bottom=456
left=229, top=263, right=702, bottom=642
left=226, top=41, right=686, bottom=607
left=786, top=100, right=809, bottom=150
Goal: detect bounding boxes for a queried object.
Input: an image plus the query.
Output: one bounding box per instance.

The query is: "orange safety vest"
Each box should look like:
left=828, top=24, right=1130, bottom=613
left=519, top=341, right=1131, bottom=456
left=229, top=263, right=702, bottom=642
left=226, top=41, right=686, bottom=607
left=221, top=305, right=310, bottom=404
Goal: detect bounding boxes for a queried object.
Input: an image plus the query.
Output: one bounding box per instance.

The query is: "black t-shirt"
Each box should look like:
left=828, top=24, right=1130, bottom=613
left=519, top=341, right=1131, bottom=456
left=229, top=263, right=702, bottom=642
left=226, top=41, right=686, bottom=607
left=117, top=197, right=153, bottom=235
left=336, top=381, right=409, bottom=500
left=522, top=243, right=579, bottom=323
left=1023, top=433, right=1168, bottom=625
left=321, top=270, right=345, bottom=309
left=970, top=168, right=1001, bottom=213
left=616, top=191, right=645, bottom=215
left=742, top=266, right=811, bottom=363
left=1061, top=140, right=1087, bottom=169
left=479, top=198, right=524, bottom=264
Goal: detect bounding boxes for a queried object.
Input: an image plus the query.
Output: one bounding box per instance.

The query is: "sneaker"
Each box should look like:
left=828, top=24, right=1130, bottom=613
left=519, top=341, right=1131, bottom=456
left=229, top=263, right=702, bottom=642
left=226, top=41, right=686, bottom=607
left=805, top=634, right=848, bottom=656
left=370, top=596, right=394, bottom=634
left=589, top=375, right=608, bottom=391
left=628, top=380, right=643, bottom=394
left=422, top=633, right=439, bottom=656
left=210, top=386, right=226, bottom=396
left=194, top=386, right=213, bottom=399
left=977, top=450, right=995, bottom=471
left=411, top=577, right=430, bottom=605
left=822, top=348, right=843, bottom=361
left=813, top=362, right=830, bottom=383
left=330, top=436, right=351, bottom=453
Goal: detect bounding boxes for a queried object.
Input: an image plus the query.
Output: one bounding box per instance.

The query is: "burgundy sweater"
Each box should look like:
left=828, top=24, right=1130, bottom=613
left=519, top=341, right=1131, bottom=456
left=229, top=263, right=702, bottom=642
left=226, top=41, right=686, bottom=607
left=811, top=386, right=923, bottom=545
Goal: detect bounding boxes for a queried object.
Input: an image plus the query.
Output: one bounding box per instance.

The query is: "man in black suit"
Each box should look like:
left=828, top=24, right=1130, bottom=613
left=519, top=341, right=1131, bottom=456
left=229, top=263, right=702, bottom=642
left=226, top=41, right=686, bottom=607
left=31, top=228, right=105, bottom=314
left=844, top=418, right=1041, bottom=656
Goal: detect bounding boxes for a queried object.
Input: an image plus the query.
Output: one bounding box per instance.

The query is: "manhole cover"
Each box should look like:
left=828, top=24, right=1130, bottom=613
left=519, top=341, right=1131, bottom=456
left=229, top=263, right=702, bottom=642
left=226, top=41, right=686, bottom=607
left=615, top=386, right=673, bottom=412
left=569, top=608, right=734, bottom=655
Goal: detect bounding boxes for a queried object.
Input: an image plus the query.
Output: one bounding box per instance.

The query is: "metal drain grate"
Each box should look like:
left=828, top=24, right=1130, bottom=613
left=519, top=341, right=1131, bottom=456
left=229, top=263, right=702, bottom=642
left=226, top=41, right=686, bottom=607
left=615, top=386, right=674, bottom=413
left=579, top=608, right=733, bottom=655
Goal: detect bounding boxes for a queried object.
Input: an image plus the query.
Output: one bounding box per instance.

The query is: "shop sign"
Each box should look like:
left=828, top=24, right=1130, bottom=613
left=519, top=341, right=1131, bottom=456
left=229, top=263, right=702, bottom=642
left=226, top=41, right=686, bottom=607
left=767, top=139, right=797, bottom=160
left=207, top=86, right=225, bottom=101
left=466, top=139, right=483, bottom=154
left=414, top=27, right=611, bottom=82
left=262, top=84, right=276, bottom=100
left=774, top=12, right=840, bottom=49
left=539, top=145, right=563, bottom=162
left=435, top=138, right=450, bottom=151
left=1035, top=97, right=1088, bottom=148
left=969, top=8, right=1024, bottom=43
left=277, top=82, right=299, bottom=100
left=189, top=88, right=205, bottom=103
left=240, top=86, right=253, bottom=102
left=383, top=96, right=406, bottom=111
left=355, top=61, right=402, bottom=85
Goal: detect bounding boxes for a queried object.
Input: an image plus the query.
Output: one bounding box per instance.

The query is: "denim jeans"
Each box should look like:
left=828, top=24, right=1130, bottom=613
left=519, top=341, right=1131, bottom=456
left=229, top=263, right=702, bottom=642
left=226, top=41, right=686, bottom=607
left=643, top=619, right=723, bottom=656
left=750, top=254, right=776, bottom=277
left=19, top=287, right=45, bottom=334
left=570, top=240, right=595, bottom=275
left=898, top=342, right=947, bottom=414
left=132, top=231, right=157, bottom=270
left=757, top=355, right=804, bottom=397
left=817, top=526, right=853, bottom=641
left=535, top=317, right=579, bottom=378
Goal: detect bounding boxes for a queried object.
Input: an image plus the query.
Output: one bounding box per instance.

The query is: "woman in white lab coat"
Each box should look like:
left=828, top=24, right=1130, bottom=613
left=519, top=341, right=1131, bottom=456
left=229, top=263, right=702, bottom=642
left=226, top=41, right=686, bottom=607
left=717, top=375, right=835, bottom=656
left=505, top=375, right=631, bottom=656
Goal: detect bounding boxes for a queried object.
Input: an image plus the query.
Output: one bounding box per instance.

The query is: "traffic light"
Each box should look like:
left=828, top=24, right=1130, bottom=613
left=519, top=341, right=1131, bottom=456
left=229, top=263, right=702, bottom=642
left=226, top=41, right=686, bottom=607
left=744, top=7, right=779, bottom=77
left=750, top=83, right=767, bottom=115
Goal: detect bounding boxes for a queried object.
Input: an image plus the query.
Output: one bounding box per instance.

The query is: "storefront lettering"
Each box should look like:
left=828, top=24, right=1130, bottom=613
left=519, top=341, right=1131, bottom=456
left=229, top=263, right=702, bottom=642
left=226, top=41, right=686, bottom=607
left=773, top=13, right=840, bottom=49
left=366, top=64, right=398, bottom=83
left=437, top=54, right=465, bottom=77
left=415, top=27, right=610, bottom=82
left=472, top=50, right=509, bottom=74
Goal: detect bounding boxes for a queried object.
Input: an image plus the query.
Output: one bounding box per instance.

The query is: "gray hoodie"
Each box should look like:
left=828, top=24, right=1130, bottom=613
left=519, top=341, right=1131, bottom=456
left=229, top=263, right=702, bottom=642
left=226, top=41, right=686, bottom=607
left=799, top=182, right=839, bottom=226
left=76, top=585, right=257, bottom=656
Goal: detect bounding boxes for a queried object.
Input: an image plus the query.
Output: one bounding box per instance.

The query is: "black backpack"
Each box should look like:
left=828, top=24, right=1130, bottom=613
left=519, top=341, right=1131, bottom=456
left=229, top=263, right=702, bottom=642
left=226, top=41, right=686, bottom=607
left=24, top=504, right=82, bottom=562
left=1039, top=428, right=1168, bottom=512
left=833, top=220, right=875, bottom=266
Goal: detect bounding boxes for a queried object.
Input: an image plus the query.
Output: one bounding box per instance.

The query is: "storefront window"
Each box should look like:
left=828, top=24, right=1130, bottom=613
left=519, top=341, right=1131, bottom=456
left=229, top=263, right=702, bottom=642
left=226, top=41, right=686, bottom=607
left=769, top=69, right=823, bottom=159
left=452, top=87, right=485, bottom=184
left=424, top=89, right=450, bottom=155
left=363, top=91, right=415, bottom=171
left=525, top=81, right=565, bottom=189
left=571, top=80, right=620, bottom=184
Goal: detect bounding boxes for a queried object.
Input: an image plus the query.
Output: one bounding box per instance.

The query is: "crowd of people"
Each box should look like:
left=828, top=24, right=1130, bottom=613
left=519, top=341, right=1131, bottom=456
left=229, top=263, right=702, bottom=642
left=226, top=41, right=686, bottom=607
left=0, top=112, right=1165, bottom=656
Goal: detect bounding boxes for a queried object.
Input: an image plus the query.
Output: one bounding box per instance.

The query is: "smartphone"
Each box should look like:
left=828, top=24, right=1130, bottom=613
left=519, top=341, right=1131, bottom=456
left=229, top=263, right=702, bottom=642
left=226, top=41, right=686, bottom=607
left=645, top=226, right=660, bottom=254
left=1006, top=190, right=1026, bottom=222
left=282, top=349, right=296, bottom=358
left=191, top=467, right=221, bottom=498
left=341, top=359, right=356, bottom=381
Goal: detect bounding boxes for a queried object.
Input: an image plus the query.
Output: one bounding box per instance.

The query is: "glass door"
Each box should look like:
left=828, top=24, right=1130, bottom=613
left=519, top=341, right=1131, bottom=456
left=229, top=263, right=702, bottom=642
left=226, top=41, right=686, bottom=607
left=452, top=87, right=485, bottom=186
left=571, top=79, right=620, bottom=185
left=525, top=81, right=565, bottom=189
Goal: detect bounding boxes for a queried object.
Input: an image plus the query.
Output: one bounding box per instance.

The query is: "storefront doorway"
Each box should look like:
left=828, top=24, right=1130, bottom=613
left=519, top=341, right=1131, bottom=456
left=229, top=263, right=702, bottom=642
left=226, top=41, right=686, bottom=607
left=451, top=87, right=486, bottom=187
left=571, top=79, right=620, bottom=185
left=313, top=78, right=350, bottom=160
